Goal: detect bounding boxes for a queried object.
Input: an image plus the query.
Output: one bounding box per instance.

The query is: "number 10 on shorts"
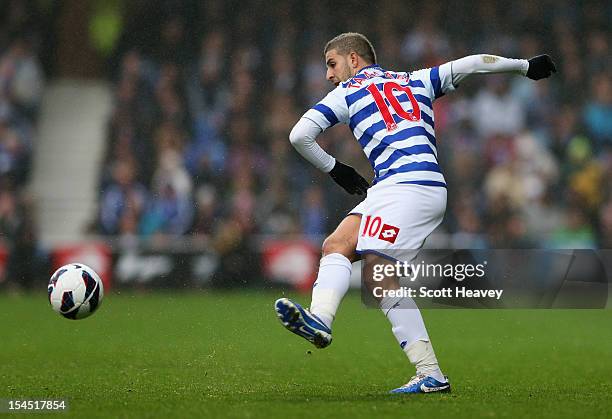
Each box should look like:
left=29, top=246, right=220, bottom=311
left=362, top=215, right=401, bottom=244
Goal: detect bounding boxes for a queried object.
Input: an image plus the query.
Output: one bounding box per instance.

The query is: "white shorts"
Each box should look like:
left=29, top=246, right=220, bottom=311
left=349, top=183, right=447, bottom=262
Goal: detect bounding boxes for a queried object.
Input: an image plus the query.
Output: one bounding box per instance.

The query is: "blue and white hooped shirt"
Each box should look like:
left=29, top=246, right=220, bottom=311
left=303, top=63, right=455, bottom=187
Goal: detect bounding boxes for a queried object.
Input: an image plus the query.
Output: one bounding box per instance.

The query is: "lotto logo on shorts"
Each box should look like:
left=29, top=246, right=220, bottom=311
left=362, top=216, right=400, bottom=244
left=378, top=224, right=400, bottom=243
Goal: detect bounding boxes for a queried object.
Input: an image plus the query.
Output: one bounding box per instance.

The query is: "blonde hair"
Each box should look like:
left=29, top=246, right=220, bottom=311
left=324, top=32, right=376, bottom=64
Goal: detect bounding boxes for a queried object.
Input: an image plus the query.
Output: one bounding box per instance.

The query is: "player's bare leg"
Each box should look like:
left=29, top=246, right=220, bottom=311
left=320, top=213, right=362, bottom=261
left=362, top=253, right=450, bottom=394
left=275, top=214, right=361, bottom=348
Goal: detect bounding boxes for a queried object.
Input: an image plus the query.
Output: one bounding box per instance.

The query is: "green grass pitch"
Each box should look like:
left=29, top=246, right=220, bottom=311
left=1, top=291, right=610, bottom=418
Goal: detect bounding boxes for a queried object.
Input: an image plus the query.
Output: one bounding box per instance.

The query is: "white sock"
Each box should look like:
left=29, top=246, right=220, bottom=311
left=404, top=340, right=446, bottom=383
left=380, top=296, right=445, bottom=382
left=309, top=253, right=352, bottom=328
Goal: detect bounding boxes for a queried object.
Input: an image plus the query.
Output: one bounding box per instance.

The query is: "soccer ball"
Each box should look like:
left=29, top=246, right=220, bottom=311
left=48, top=263, right=104, bottom=319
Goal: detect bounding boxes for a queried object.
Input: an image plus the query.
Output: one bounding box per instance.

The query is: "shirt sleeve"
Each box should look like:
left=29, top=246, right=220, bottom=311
left=302, top=86, right=349, bottom=130
left=447, top=54, right=529, bottom=87
left=435, top=62, right=456, bottom=95
left=409, top=65, right=456, bottom=102
left=289, top=117, right=336, bottom=173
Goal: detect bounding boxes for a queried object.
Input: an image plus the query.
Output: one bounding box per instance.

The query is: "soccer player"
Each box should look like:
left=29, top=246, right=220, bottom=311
left=274, top=32, right=556, bottom=393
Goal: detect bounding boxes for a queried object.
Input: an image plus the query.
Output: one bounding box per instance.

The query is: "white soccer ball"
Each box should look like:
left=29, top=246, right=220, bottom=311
left=48, top=263, right=104, bottom=319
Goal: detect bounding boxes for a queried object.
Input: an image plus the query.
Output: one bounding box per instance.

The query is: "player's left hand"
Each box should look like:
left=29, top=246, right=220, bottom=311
left=526, top=54, right=557, bottom=80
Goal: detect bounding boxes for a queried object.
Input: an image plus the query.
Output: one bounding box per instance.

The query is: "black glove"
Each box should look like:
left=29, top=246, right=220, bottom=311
left=329, top=161, right=369, bottom=195
left=526, top=54, right=557, bottom=80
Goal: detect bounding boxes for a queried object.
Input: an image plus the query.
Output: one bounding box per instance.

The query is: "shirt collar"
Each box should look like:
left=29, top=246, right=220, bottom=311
left=356, top=64, right=381, bottom=75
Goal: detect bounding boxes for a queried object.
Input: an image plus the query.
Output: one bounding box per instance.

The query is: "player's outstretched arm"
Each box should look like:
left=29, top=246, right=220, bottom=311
left=448, top=53, right=556, bottom=87
left=289, top=117, right=369, bottom=195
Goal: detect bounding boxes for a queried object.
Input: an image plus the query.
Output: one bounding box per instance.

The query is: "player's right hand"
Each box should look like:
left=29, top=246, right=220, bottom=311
left=329, top=161, right=369, bottom=195
left=526, top=54, right=557, bottom=80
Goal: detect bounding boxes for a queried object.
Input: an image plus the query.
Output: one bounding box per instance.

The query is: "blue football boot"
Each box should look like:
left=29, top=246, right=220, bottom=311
left=274, top=298, right=332, bottom=348
left=390, top=374, right=451, bottom=394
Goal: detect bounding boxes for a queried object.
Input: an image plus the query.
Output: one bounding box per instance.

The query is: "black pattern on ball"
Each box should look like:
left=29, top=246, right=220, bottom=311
left=49, top=268, right=67, bottom=287
left=88, top=286, right=100, bottom=314
left=60, top=291, right=79, bottom=319
left=82, top=270, right=97, bottom=301
left=61, top=309, right=79, bottom=320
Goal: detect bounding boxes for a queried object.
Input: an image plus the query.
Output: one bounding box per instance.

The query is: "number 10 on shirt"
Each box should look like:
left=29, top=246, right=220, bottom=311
left=366, top=81, right=421, bottom=131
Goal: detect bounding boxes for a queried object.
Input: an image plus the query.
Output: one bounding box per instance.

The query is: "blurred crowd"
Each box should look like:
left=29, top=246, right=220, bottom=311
left=96, top=0, right=611, bottom=251
left=0, top=1, right=46, bottom=286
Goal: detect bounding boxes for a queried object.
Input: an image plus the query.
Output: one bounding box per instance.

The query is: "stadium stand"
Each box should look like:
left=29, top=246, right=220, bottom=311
left=0, top=1, right=47, bottom=287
